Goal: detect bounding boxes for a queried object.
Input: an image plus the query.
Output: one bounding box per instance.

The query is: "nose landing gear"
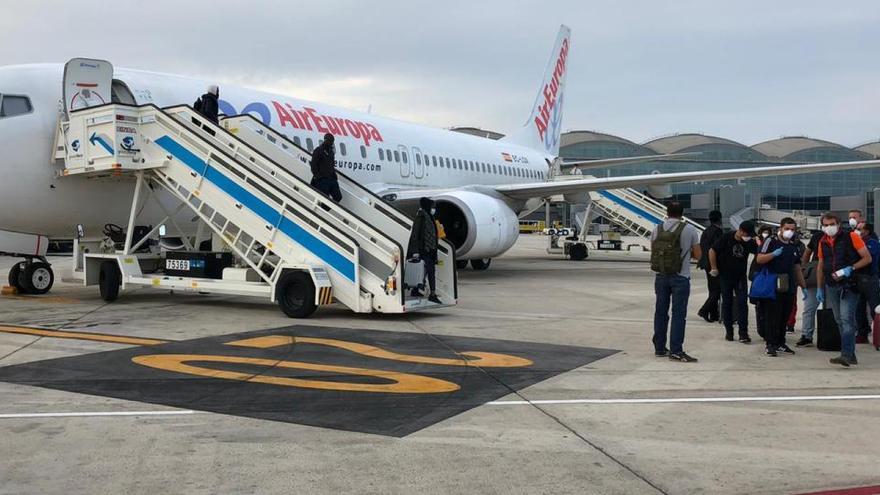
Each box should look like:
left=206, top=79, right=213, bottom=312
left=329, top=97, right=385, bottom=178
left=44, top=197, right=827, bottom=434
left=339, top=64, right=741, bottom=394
left=6, top=258, right=55, bottom=295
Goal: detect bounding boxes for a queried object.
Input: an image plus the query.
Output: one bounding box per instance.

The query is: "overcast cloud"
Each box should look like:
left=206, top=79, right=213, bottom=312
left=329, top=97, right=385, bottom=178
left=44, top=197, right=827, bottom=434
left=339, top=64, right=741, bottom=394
left=3, top=1, right=879, bottom=146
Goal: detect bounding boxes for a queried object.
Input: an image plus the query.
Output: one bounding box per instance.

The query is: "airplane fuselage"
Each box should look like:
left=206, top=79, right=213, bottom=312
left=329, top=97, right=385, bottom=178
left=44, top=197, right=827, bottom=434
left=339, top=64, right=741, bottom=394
left=0, top=64, right=551, bottom=239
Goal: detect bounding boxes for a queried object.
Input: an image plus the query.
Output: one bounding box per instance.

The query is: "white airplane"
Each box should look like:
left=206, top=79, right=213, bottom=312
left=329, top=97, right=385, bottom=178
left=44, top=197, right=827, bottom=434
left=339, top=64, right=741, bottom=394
left=1, top=25, right=879, bottom=295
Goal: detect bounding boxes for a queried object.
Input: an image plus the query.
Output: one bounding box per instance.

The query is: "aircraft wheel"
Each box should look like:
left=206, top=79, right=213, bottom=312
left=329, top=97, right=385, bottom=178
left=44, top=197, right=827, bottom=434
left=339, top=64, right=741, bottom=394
left=8, top=262, right=26, bottom=292
left=99, top=261, right=121, bottom=302
left=20, top=262, right=54, bottom=295
left=470, top=259, right=491, bottom=270
left=456, top=259, right=469, bottom=270
left=276, top=270, right=317, bottom=318
left=569, top=243, right=588, bottom=261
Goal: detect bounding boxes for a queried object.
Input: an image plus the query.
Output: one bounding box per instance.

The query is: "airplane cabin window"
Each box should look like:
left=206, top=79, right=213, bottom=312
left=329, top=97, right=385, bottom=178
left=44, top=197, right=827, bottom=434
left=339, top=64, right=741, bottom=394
left=393, top=150, right=400, bottom=162
left=386, top=148, right=392, bottom=159
left=432, top=156, right=437, bottom=167
left=415, top=154, right=421, bottom=165
left=402, top=152, right=408, bottom=164
left=339, top=143, right=347, bottom=156
left=423, top=154, right=429, bottom=165
left=379, top=149, right=385, bottom=160
left=0, top=95, right=32, bottom=118
left=293, top=136, right=301, bottom=147
left=306, top=138, right=314, bottom=152
left=445, top=157, right=450, bottom=168
left=360, top=145, right=367, bottom=158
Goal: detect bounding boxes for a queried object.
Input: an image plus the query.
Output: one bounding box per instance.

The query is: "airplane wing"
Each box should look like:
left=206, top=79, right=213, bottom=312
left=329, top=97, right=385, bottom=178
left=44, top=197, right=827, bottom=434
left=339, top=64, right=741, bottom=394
left=560, top=152, right=701, bottom=171
left=493, top=159, right=880, bottom=200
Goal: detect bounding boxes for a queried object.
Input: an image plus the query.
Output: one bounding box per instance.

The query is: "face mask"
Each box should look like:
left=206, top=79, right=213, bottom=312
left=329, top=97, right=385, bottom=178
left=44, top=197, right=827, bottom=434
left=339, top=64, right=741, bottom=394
left=849, top=218, right=858, bottom=228
left=430, top=208, right=436, bottom=215
left=761, top=232, right=770, bottom=239
left=782, top=230, right=795, bottom=240
left=741, top=235, right=752, bottom=242
left=823, top=225, right=839, bottom=237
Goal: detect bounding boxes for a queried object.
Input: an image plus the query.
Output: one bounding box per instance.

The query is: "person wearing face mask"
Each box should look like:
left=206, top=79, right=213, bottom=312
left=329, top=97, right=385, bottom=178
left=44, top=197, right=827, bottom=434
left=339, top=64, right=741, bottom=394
left=817, top=212, right=873, bottom=367
left=407, top=197, right=441, bottom=304
left=755, top=218, right=807, bottom=356
left=847, top=209, right=864, bottom=232
left=708, top=220, right=757, bottom=343
left=796, top=229, right=826, bottom=347
left=854, top=222, right=880, bottom=344
left=785, top=231, right=807, bottom=334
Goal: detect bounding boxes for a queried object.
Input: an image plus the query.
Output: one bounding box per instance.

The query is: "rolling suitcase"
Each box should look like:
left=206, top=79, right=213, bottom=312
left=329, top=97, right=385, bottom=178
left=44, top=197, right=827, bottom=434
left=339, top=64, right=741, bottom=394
left=816, top=303, right=841, bottom=352
left=873, top=313, right=880, bottom=351
left=404, top=258, right=426, bottom=292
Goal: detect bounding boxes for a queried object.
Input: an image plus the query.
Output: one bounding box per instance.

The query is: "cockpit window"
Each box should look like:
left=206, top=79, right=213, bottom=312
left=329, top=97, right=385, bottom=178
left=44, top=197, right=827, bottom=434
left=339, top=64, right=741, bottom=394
left=0, top=94, right=33, bottom=118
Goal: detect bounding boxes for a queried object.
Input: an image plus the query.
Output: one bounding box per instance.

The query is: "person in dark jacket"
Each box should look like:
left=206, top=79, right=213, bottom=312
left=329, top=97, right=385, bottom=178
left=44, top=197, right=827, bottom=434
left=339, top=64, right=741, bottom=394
left=310, top=133, right=342, bottom=202
left=407, top=197, right=440, bottom=304
left=698, top=210, right=724, bottom=322
left=193, top=85, right=219, bottom=124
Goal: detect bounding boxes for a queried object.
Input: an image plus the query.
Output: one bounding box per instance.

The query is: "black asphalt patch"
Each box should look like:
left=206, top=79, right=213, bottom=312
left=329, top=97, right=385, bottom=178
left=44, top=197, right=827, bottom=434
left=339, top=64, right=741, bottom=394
left=0, top=325, right=616, bottom=436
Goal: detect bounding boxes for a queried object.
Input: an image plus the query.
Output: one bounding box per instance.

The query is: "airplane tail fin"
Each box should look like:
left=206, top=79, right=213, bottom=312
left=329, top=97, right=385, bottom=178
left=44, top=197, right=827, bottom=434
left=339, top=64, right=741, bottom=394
left=501, top=25, right=571, bottom=157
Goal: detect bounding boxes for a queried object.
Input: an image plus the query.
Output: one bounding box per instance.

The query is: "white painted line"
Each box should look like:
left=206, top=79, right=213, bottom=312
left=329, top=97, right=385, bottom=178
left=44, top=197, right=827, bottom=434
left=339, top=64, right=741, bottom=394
left=487, top=394, right=880, bottom=406
left=0, top=410, right=202, bottom=419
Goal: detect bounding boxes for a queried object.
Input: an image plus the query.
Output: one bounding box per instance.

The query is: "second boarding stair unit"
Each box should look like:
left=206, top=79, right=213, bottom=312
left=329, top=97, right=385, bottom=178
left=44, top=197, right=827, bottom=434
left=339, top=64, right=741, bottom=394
left=55, top=103, right=457, bottom=317
left=586, top=182, right=704, bottom=238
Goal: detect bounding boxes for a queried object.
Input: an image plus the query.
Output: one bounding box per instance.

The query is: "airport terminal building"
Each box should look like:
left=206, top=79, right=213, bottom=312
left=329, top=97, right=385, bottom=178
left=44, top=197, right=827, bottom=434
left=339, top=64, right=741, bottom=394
left=454, top=127, right=880, bottom=227
left=559, top=131, right=880, bottom=225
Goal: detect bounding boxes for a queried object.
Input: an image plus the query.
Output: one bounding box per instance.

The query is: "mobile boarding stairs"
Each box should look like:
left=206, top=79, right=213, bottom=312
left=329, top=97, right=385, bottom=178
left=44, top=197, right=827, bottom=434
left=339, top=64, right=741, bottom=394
left=54, top=103, right=457, bottom=317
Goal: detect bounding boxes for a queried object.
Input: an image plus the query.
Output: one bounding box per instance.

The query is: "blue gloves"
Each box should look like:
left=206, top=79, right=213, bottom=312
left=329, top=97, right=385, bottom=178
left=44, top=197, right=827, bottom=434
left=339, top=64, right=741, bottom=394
left=817, top=288, right=825, bottom=305
left=842, top=266, right=854, bottom=278
left=771, top=247, right=784, bottom=257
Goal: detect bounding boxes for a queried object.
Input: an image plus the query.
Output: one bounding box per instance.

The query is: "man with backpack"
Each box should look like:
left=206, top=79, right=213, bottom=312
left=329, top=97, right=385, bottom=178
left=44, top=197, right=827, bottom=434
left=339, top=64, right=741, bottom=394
left=697, top=210, right=724, bottom=323
left=651, top=201, right=702, bottom=362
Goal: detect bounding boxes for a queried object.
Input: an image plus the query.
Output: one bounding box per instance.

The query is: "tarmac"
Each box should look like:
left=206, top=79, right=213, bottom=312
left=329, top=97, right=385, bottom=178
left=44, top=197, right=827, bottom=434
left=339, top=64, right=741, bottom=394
left=1, top=234, right=879, bottom=495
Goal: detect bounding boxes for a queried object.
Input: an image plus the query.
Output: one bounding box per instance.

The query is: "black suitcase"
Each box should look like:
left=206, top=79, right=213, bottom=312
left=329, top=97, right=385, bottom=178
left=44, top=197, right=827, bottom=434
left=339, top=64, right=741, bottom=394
left=817, top=305, right=841, bottom=352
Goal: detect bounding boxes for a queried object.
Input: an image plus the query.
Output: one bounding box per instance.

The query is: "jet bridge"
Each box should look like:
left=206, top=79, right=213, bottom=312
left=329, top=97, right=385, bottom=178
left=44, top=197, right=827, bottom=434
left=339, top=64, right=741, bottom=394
left=53, top=101, right=457, bottom=317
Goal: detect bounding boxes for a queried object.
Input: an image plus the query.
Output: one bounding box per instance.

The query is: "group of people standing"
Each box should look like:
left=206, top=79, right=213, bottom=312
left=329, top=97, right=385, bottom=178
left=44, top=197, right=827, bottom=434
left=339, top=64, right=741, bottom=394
left=653, top=203, right=878, bottom=367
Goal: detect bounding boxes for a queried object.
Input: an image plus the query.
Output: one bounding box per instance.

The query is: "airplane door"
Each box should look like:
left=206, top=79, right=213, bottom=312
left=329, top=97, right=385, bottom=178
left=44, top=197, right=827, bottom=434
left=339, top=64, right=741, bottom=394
left=398, top=145, right=410, bottom=178
left=63, top=58, right=114, bottom=118
left=411, top=146, right=425, bottom=179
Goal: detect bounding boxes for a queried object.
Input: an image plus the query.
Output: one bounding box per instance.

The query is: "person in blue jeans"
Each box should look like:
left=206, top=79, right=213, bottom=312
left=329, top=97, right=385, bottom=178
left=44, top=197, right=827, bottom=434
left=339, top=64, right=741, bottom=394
left=816, top=212, right=873, bottom=367
left=796, top=231, right=824, bottom=347
left=652, top=201, right=702, bottom=362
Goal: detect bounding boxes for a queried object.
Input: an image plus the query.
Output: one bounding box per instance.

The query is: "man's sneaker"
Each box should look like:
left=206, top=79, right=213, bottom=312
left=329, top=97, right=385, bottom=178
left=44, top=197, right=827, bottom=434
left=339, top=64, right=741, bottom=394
left=766, top=346, right=777, bottom=357
left=669, top=352, right=698, bottom=362
left=698, top=310, right=712, bottom=323
left=739, top=336, right=752, bottom=344
left=856, top=334, right=869, bottom=344
left=849, top=355, right=859, bottom=365
left=655, top=348, right=669, bottom=357
left=777, top=344, right=796, bottom=355
left=830, top=355, right=851, bottom=367
left=427, top=294, right=442, bottom=304
left=795, top=337, right=813, bottom=347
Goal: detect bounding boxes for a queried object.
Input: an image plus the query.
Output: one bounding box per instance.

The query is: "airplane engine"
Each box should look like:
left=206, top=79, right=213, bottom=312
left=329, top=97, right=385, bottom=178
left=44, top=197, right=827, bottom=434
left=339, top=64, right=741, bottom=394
left=432, top=191, right=519, bottom=260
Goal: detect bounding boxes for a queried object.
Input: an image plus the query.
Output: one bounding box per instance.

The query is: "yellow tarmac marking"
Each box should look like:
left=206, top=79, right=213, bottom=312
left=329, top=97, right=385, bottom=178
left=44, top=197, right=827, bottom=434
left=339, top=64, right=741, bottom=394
left=226, top=335, right=534, bottom=368
left=0, top=294, right=81, bottom=304
left=132, top=354, right=460, bottom=394
left=0, top=325, right=168, bottom=347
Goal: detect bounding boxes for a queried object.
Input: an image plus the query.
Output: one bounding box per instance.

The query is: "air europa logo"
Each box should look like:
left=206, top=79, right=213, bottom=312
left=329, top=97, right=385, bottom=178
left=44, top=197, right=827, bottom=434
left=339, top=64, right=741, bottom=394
left=534, top=37, right=569, bottom=146
left=272, top=101, right=384, bottom=147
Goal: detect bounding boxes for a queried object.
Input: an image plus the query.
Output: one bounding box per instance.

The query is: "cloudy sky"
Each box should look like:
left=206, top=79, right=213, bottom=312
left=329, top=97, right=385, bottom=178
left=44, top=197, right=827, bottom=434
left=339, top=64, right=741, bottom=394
left=3, top=1, right=879, bottom=146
